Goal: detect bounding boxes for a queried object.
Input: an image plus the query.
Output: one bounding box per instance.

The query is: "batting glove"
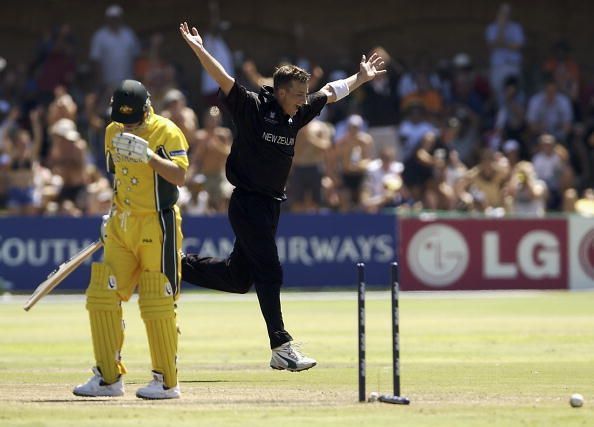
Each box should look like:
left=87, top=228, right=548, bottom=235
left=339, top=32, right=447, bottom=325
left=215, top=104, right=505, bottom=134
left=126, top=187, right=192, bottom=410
left=112, top=132, right=154, bottom=163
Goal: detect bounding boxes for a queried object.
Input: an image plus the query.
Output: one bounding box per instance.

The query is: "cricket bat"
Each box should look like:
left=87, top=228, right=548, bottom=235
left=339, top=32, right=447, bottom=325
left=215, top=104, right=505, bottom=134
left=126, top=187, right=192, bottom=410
left=23, top=240, right=103, bottom=311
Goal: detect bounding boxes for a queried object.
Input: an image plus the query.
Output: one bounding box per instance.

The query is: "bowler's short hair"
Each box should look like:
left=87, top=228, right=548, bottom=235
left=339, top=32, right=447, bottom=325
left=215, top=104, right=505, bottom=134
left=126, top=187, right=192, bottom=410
left=273, top=65, right=310, bottom=91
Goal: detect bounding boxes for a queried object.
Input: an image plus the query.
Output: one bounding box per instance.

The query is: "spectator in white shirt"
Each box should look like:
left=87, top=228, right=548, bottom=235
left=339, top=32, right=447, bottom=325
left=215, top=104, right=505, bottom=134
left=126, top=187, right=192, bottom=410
left=89, top=5, right=140, bottom=90
left=485, top=3, right=525, bottom=105
left=526, top=75, right=573, bottom=145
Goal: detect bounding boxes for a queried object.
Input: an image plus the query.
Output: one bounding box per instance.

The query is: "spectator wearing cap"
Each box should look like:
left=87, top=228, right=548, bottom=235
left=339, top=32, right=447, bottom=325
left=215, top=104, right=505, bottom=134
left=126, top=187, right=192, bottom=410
left=90, top=4, right=140, bottom=90
left=160, top=89, right=199, bottom=147
left=335, top=114, right=373, bottom=211
left=502, top=139, right=521, bottom=169
left=485, top=3, right=525, bottom=105
left=526, top=74, right=573, bottom=145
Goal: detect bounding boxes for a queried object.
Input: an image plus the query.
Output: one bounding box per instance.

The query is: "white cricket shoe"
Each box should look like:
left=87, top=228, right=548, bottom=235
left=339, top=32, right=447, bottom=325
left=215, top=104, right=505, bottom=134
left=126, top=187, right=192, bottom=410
left=136, top=371, right=181, bottom=400
left=270, top=341, right=317, bottom=372
left=72, top=366, right=125, bottom=397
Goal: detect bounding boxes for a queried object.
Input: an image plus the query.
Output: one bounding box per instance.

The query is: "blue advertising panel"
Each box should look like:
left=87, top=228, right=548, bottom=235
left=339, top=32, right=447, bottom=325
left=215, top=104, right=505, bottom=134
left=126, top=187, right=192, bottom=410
left=0, top=213, right=397, bottom=292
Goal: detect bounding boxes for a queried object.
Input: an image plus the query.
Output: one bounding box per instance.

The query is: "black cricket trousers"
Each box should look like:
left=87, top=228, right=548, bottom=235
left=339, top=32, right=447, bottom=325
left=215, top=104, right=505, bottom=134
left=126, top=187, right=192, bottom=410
left=181, top=188, right=293, bottom=348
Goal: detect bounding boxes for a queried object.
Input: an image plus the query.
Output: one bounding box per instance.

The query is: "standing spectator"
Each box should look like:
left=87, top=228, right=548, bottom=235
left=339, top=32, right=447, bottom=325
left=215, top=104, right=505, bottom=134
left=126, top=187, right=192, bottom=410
left=4, top=112, right=42, bottom=215
left=494, top=75, right=526, bottom=155
left=526, top=75, right=573, bottom=145
left=399, top=101, right=436, bottom=161
left=179, top=21, right=386, bottom=371
left=335, top=114, right=373, bottom=211
left=288, top=119, right=332, bottom=212
left=450, top=53, right=491, bottom=122
left=543, top=40, right=581, bottom=118
left=501, top=139, right=521, bottom=169
left=485, top=3, right=525, bottom=105
left=201, top=1, right=234, bottom=111
left=89, top=4, right=140, bottom=91
left=47, top=118, right=89, bottom=213
left=33, top=24, right=77, bottom=104
left=358, top=47, right=401, bottom=156
left=134, top=33, right=177, bottom=113
left=190, top=106, right=232, bottom=212
left=401, top=130, right=446, bottom=209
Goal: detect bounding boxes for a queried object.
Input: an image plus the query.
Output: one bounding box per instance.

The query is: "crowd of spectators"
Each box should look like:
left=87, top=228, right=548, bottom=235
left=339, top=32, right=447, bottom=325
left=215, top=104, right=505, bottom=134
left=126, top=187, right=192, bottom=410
left=0, top=3, right=593, bottom=218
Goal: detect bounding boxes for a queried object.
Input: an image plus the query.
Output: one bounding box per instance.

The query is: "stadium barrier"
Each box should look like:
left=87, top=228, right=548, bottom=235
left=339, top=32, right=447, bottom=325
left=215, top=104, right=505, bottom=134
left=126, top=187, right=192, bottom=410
left=0, top=213, right=591, bottom=292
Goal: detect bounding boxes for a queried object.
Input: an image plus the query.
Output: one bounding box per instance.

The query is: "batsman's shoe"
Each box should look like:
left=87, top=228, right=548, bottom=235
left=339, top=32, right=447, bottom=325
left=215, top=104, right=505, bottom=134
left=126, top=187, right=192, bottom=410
left=136, top=371, right=181, bottom=400
left=270, top=341, right=317, bottom=372
left=72, top=367, right=124, bottom=397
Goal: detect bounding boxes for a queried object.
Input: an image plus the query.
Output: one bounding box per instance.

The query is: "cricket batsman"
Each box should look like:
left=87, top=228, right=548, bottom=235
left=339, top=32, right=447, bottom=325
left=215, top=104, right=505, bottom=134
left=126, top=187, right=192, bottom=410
left=73, top=80, right=189, bottom=399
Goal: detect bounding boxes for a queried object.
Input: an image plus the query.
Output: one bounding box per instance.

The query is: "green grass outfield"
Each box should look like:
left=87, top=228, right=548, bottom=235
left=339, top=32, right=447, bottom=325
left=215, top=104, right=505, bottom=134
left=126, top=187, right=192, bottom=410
left=1, top=290, right=593, bottom=427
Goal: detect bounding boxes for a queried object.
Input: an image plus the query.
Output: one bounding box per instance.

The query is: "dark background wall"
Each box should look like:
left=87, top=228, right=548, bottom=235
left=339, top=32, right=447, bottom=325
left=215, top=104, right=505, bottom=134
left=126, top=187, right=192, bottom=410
left=1, top=0, right=593, bottom=93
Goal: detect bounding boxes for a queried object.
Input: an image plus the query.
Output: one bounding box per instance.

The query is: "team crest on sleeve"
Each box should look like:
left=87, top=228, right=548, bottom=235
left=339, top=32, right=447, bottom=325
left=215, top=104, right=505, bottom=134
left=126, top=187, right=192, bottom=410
left=169, top=150, right=187, bottom=157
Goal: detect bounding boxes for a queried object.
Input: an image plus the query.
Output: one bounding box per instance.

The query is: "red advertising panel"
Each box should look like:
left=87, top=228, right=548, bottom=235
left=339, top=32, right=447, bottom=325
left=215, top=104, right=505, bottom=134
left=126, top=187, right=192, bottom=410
left=400, top=218, right=567, bottom=290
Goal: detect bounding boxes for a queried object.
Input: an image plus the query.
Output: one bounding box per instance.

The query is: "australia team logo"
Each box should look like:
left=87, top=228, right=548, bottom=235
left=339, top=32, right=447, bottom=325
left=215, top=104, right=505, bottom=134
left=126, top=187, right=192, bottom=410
left=578, top=228, right=594, bottom=280
left=407, top=224, right=469, bottom=287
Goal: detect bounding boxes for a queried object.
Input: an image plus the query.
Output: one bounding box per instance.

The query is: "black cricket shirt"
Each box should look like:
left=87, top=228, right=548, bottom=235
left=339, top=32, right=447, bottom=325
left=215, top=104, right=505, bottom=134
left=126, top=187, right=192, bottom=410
left=222, top=82, right=328, bottom=200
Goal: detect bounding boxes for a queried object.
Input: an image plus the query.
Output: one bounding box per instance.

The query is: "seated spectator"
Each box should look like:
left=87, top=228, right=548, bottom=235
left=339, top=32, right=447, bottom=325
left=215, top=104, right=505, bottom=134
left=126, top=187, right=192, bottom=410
left=335, top=114, right=373, bottom=211
left=531, top=134, right=568, bottom=210
left=526, top=74, right=573, bottom=145
left=504, top=161, right=547, bottom=216
left=288, top=119, right=332, bottom=213
left=361, top=146, right=404, bottom=213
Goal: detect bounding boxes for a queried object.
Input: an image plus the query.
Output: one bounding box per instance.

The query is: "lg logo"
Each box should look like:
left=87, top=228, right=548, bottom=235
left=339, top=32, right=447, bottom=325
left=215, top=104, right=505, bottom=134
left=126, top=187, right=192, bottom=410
left=407, top=224, right=469, bottom=287
left=407, top=224, right=562, bottom=287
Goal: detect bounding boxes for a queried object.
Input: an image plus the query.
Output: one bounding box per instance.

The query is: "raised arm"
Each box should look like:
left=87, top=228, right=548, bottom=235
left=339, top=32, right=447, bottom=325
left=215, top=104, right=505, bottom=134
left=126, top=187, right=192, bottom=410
left=320, top=53, right=386, bottom=103
left=179, top=22, right=235, bottom=95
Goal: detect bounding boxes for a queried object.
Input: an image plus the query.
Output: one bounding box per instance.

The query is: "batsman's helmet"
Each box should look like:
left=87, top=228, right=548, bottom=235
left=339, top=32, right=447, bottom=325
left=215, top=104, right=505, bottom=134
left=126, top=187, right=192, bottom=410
left=111, top=79, right=150, bottom=124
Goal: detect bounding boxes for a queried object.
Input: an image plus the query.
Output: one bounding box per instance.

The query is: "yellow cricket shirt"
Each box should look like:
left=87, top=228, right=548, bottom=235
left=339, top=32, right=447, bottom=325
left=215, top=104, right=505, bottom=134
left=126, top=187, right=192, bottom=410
left=105, top=109, right=189, bottom=213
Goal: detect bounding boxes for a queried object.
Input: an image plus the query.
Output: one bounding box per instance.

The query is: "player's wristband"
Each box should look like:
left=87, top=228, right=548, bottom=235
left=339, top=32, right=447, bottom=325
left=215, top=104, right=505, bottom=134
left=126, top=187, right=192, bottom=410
left=328, top=79, right=349, bottom=101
